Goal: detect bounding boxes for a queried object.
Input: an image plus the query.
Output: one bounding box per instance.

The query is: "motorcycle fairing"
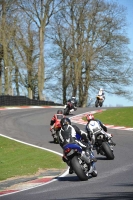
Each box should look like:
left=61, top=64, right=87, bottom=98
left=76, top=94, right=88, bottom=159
left=76, top=133, right=82, bottom=141
left=63, top=143, right=82, bottom=153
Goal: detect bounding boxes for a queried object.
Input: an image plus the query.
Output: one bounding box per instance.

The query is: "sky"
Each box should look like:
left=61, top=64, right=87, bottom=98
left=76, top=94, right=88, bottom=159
left=105, top=0, right=133, bottom=107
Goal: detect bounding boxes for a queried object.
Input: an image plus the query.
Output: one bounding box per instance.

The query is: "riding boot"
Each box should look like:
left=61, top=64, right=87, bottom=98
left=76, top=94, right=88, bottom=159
left=62, top=156, right=73, bottom=174
left=51, top=129, right=57, bottom=143
left=69, top=165, right=74, bottom=174
left=85, top=147, right=97, bottom=162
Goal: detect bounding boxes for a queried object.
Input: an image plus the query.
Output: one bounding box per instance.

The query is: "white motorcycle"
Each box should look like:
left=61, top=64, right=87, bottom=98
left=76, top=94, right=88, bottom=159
left=87, top=120, right=116, bottom=160
left=95, top=95, right=104, bottom=107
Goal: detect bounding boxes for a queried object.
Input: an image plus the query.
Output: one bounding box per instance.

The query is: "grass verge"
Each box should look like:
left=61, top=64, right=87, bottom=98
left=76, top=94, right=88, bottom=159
left=82, top=107, right=133, bottom=127
left=0, top=136, right=66, bottom=181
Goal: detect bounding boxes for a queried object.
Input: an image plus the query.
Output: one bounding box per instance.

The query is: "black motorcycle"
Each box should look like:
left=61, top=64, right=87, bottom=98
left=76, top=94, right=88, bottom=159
left=64, top=101, right=77, bottom=115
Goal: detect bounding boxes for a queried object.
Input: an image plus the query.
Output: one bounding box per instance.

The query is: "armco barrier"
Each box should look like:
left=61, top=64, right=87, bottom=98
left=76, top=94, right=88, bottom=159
left=0, top=95, right=62, bottom=106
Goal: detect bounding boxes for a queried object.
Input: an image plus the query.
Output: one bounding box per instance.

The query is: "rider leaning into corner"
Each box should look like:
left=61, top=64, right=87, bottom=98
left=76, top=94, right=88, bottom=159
left=85, top=114, right=112, bottom=143
left=58, top=117, right=97, bottom=174
left=50, top=110, right=65, bottom=140
left=66, top=96, right=78, bottom=111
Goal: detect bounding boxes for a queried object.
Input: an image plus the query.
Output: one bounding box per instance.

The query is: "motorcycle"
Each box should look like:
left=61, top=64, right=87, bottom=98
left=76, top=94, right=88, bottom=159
left=64, top=101, right=77, bottom=115
left=95, top=95, right=104, bottom=107
left=51, top=114, right=64, bottom=144
left=88, top=121, right=116, bottom=160
left=52, top=120, right=61, bottom=144
left=63, top=142, right=97, bottom=181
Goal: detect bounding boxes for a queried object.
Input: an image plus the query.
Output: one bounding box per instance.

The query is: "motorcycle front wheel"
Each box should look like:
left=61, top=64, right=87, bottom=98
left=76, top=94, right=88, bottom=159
left=71, top=156, right=89, bottom=181
left=95, top=100, right=99, bottom=107
left=102, top=142, right=114, bottom=160
left=99, top=102, right=103, bottom=107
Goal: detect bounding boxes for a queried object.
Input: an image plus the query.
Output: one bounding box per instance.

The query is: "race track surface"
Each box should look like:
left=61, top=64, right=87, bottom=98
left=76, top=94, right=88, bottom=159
left=0, top=106, right=133, bottom=200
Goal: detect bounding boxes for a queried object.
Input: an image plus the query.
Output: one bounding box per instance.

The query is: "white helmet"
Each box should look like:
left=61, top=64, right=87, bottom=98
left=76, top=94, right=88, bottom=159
left=100, top=88, right=103, bottom=91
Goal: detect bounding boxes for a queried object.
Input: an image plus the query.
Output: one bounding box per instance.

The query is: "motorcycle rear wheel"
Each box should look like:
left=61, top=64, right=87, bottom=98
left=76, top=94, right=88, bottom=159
left=102, top=142, right=114, bottom=160
left=64, top=107, right=69, bottom=115
left=71, top=156, right=89, bottom=181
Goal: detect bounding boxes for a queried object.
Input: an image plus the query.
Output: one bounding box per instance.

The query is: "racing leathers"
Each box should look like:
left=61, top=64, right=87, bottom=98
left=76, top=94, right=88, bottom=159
left=50, top=114, right=64, bottom=139
left=85, top=119, right=111, bottom=143
left=97, top=90, right=105, bottom=101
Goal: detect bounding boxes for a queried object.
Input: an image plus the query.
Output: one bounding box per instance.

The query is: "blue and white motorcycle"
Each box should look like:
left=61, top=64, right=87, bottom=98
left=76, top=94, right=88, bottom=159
left=63, top=140, right=97, bottom=181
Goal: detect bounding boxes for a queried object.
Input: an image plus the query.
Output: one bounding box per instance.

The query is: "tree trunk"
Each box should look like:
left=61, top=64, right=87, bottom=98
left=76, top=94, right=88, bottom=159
left=1, top=1, right=9, bottom=95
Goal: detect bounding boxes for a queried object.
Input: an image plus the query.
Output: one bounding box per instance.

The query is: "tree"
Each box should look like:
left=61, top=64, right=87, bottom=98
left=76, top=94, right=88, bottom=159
left=1, top=0, right=9, bottom=94
left=0, top=0, right=21, bottom=95
left=0, top=44, right=3, bottom=95
left=18, top=0, right=63, bottom=100
left=13, top=18, right=39, bottom=99
left=49, top=0, right=133, bottom=107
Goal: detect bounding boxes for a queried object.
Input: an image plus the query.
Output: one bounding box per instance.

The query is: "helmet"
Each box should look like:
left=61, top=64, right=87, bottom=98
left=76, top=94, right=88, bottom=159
left=71, top=97, right=76, bottom=103
left=57, top=110, right=63, bottom=114
left=86, top=114, right=94, bottom=121
left=100, top=88, right=103, bottom=91
left=71, top=96, right=76, bottom=100
left=60, top=118, right=71, bottom=127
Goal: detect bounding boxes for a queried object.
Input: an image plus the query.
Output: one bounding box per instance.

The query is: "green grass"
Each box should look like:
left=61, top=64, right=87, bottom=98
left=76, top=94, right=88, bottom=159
left=82, top=107, right=133, bottom=127
left=0, top=136, right=66, bottom=181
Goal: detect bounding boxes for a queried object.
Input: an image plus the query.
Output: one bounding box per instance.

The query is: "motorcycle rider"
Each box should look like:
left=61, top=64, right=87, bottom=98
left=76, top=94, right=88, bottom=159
left=97, top=88, right=105, bottom=101
left=50, top=110, right=65, bottom=141
left=66, top=96, right=77, bottom=112
left=85, top=113, right=111, bottom=143
left=58, top=117, right=97, bottom=174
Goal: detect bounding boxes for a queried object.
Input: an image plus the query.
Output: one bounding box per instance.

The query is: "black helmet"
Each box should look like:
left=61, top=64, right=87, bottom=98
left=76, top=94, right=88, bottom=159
left=60, top=118, right=71, bottom=127
left=57, top=110, right=63, bottom=114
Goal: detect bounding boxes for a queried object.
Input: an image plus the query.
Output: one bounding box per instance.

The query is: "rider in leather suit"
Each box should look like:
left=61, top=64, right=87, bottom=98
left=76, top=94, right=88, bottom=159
left=85, top=113, right=111, bottom=142
left=59, top=118, right=97, bottom=174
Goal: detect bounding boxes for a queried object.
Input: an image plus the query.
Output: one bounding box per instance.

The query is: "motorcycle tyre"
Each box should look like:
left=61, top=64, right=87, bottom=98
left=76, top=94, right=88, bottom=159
left=102, top=142, right=114, bottom=160
left=99, top=102, right=103, bottom=107
left=71, top=156, right=89, bottom=181
left=64, top=107, right=69, bottom=115
left=95, top=100, right=99, bottom=107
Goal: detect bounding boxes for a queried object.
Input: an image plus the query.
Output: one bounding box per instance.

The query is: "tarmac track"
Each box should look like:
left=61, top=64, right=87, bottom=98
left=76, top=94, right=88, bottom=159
left=0, top=106, right=133, bottom=200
